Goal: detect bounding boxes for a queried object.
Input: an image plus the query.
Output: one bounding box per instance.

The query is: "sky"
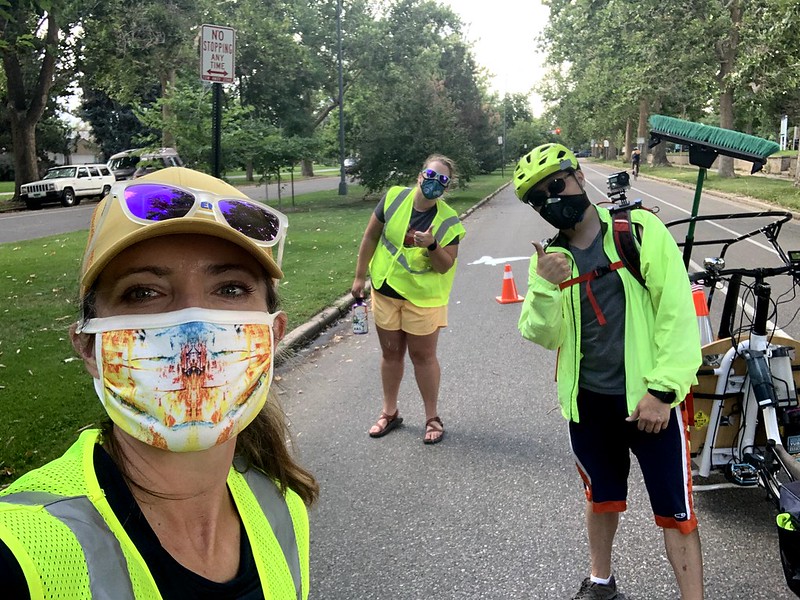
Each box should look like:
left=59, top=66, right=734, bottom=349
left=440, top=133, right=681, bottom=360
left=441, top=0, right=550, bottom=116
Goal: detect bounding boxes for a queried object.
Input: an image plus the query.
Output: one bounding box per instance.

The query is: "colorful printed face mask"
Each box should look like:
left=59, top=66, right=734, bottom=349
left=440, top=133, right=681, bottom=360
left=78, top=307, right=277, bottom=452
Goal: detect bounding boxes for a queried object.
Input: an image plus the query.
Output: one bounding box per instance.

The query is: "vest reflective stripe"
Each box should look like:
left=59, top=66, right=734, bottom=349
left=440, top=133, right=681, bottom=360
left=379, top=188, right=424, bottom=273
left=384, top=187, right=412, bottom=223
left=2, top=492, right=134, bottom=599
left=369, top=186, right=465, bottom=307
left=380, top=214, right=464, bottom=276
left=433, top=216, right=461, bottom=245
left=241, top=468, right=302, bottom=599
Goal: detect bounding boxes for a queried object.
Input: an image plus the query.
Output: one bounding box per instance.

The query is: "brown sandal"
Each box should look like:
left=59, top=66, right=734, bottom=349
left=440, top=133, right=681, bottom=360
left=423, top=416, right=444, bottom=445
left=369, top=410, right=403, bottom=438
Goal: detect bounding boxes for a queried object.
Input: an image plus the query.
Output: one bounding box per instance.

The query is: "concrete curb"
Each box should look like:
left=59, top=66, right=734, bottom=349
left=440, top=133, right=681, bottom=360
left=274, top=181, right=512, bottom=366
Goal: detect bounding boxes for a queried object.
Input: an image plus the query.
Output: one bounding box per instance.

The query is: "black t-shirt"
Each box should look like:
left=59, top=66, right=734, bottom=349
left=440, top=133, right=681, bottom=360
left=373, top=192, right=459, bottom=299
left=0, top=446, right=263, bottom=599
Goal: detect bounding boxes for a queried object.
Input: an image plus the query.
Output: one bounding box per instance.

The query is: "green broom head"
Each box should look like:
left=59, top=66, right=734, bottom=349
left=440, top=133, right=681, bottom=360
left=648, top=114, right=780, bottom=173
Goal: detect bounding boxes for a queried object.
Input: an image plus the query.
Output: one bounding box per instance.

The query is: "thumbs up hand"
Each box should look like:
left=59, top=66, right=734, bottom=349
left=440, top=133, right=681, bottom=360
left=532, top=241, right=571, bottom=285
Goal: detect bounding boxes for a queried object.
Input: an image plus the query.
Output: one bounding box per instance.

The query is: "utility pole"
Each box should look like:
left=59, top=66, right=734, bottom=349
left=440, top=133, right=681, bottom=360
left=502, top=95, right=507, bottom=177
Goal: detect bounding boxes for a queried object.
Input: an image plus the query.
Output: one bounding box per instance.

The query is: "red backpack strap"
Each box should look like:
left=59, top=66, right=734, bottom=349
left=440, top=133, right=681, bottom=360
left=559, top=261, right=624, bottom=290
left=612, top=211, right=646, bottom=288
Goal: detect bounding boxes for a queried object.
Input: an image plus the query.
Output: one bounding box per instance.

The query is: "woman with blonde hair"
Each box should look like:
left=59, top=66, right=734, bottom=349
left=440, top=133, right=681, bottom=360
left=352, top=154, right=466, bottom=445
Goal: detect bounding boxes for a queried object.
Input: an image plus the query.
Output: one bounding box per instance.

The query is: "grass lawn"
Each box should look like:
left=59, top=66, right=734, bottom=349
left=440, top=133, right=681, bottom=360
left=0, top=181, right=13, bottom=200
left=0, top=173, right=508, bottom=486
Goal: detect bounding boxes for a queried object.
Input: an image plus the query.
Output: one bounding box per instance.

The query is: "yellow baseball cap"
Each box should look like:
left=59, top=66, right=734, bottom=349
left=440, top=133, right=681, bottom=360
left=80, top=167, right=285, bottom=297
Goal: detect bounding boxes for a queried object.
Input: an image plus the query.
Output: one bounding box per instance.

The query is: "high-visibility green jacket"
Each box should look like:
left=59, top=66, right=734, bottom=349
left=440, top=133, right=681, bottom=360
left=0, top=429, right=309, bottom=600
left=518, top=205, right=701, bottom=422
left=369, top=186, right=466, bottom=307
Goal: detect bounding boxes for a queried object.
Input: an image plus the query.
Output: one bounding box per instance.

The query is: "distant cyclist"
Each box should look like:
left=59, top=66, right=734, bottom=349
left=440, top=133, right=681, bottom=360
left=631, top=147, right=641, bottom=179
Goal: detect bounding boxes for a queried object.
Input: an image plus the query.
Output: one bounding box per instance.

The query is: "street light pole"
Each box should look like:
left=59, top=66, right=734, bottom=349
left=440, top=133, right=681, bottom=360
left=337, top=0, right=347, bottom=196
left=502, top=94, right=506, bottom=177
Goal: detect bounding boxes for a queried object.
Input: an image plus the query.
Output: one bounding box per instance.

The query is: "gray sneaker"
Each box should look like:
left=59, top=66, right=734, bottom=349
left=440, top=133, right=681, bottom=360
left=571, top=576, right=619, bottom=600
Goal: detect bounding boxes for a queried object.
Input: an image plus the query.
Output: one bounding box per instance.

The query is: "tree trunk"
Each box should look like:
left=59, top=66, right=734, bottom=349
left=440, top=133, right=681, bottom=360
left=161, top=69, right=176, bottom=148
left=246, top=160, right=254, bottom=182
left=2, top=9, right=60, bottom=198
left=624, top=118, right=632, bottom=162
left=301, top=158, right=314, bottom=177
left=717, top=88, right=736, bottom=178
left=794, top=145, right=800, bottom=188
left=638, top=98, right=649, bottom=163
left=715, top=0, right=741, bottom=178
left=9, top=114, right=39, bottom=195
left=652, top=141, right=670, bottom=167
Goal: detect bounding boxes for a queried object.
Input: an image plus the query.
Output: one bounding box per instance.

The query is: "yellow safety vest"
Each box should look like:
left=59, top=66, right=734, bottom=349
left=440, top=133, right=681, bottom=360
left=0, top=429, right=309, bottom=600
left=369, top=186, right=466, bottom=307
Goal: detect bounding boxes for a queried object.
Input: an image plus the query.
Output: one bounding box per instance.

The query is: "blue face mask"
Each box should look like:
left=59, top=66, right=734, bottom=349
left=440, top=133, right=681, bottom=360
left=421, top=178, right=446, bottom=200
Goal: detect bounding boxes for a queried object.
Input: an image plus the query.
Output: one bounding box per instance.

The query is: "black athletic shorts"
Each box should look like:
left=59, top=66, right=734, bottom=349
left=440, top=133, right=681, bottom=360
left=568, top=387, right=698, bottom=533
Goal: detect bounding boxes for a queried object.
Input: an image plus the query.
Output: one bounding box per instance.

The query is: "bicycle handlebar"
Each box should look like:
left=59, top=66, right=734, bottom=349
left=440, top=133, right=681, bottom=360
left=689, top=263, right=799, bottom=284
left=690, top=263, right=800, bottom=337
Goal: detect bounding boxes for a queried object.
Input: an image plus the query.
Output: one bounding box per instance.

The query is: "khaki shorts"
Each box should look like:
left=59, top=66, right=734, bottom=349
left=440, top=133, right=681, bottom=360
left=371, top=290, right=448, bottom=336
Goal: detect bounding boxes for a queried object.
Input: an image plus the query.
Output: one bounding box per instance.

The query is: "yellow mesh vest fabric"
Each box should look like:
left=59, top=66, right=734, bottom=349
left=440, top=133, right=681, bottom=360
left=0, top=507, right=89, bottom=599
left=368, top=186, right=466, bottom=307
left=1, top=429, right=307, bottom=599
left=228, top=470, right=307, bottom=599
left=0, top=429, right=162, bottom=599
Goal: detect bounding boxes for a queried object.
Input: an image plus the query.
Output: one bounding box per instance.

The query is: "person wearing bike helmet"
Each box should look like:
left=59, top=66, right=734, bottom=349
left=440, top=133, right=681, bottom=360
left=514, top=143, right=704, bottom=600
left=631, top=147, right=641, bottom=178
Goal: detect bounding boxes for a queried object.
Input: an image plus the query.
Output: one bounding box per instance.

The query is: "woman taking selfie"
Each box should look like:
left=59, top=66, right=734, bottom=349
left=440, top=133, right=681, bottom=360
left=0, top=167, right=318, bottom=599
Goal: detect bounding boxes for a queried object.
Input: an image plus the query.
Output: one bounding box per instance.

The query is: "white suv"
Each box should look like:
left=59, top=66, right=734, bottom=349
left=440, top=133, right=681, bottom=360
left=20, top=164, right=116, bottom=210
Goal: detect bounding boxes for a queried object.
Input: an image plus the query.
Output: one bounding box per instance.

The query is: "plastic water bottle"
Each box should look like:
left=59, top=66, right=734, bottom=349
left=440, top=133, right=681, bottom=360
left=352, top=300, right=369, bottom=335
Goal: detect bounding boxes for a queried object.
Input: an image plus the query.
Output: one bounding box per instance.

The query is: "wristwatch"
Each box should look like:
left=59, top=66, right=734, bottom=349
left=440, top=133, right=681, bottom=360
left=427, top=240, right=438, bottom=251
left=648, top=388, right=676, bottom=403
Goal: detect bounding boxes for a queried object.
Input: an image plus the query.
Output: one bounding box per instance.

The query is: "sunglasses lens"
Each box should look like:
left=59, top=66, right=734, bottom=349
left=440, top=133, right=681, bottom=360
left=547, top=178, right=567, bottom=196
left=124, top=184, right=195, bottom=221
left=524, top=189, right=548, bottom=208
left=423, top=169, right=450, bottom=186
left=219, top=200, right=281, bottom=242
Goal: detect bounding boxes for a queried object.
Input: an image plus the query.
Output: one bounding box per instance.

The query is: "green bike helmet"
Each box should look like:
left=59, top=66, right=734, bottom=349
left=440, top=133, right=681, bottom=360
left=513, top=143, right=579, bottom=202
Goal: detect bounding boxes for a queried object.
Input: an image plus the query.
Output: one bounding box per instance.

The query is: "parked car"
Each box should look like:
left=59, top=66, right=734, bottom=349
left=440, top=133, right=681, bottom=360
left=575, top=149, right=591, bottom=158
left=344, top=156, right=359, bottom=174
left=19, top=164, right=116, bottom=210
left=107, top=147, right=184, bottom=181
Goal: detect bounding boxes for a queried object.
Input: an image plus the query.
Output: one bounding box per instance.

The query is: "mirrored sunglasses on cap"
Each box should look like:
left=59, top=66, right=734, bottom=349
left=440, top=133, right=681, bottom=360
left=421, top=168, right=451, bottom=187
left=113, top=181, right=288, bottom=264
left=523, top=171, right=574, bottom=209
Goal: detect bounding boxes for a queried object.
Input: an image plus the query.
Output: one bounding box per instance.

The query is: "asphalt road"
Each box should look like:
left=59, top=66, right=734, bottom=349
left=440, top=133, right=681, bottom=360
left=275, top=168, right=800, bottom=599
left=5, top=166, right=799, bottom=597
left=0, top=174, right=344, bottom=244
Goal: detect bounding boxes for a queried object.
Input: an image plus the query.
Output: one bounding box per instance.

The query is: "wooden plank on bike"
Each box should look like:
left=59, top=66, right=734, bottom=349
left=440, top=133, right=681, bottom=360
left=690, top=335, right=800, bottom=454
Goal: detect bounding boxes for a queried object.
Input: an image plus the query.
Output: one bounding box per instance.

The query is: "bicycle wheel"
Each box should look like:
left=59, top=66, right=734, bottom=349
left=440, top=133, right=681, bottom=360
left=761, top=442, right=800, bottom=508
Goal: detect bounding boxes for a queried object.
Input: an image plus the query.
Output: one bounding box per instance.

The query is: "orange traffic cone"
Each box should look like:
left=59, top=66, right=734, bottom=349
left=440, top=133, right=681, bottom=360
left=692, top=283, right=718, bottom=365
left=496, top=263, right=525, bottom=304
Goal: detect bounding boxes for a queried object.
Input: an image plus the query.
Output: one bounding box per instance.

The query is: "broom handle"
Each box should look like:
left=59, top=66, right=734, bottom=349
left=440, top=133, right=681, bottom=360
left=682, top=167, right=706, bottom=268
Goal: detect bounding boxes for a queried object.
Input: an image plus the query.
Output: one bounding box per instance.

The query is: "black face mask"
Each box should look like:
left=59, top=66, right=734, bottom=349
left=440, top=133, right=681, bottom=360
left=538, top=192, right=591, bottom=230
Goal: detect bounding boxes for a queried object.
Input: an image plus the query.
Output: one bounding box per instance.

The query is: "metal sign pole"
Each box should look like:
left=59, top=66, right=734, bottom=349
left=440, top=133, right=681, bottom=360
left=212, top=83, right=222, bottom=178
left=200, top=24, right=235, bottom=179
